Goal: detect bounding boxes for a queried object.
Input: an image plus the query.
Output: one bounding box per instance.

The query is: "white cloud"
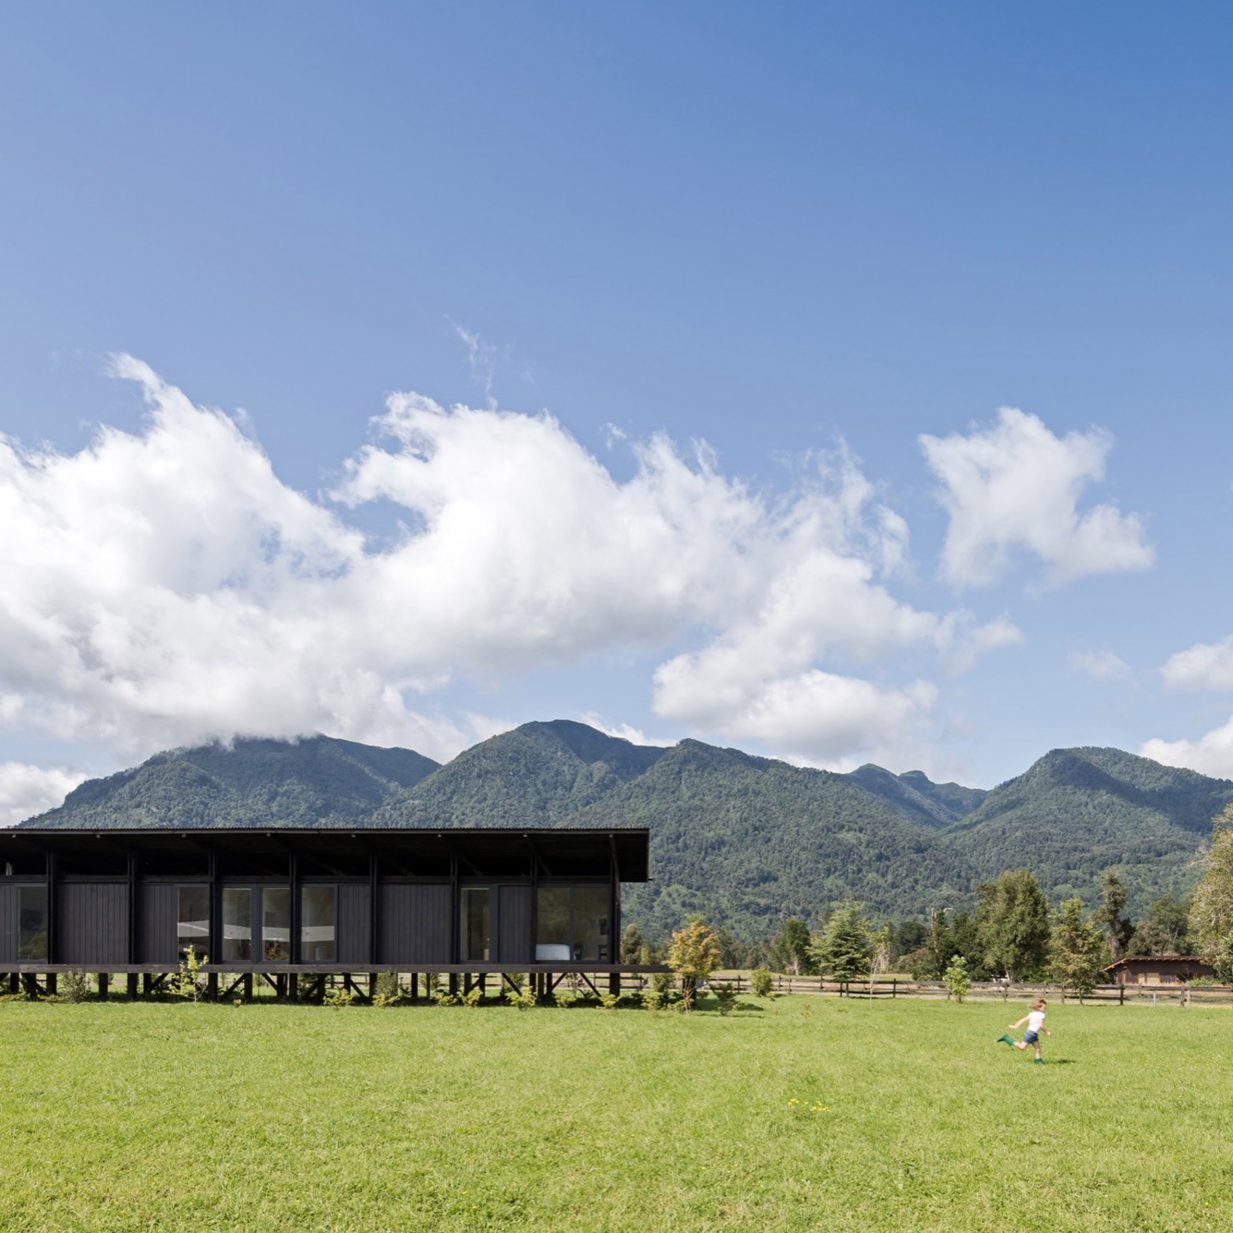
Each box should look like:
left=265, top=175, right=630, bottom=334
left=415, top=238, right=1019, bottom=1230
left=577, top=714, right=663, bottom=747
left=1161, top=637, right=1233, bottom=692
left=0, top=360, right=1023, bottom=777
left=920, top=407, right=1154, bottom=589
left=1140, top=723, right=1233, bottom=780
left=0, top=763, right=88, bottom=826
left=1069, top=649, right=1132, bottom=681
left=655, top=668, right=938, bottom=765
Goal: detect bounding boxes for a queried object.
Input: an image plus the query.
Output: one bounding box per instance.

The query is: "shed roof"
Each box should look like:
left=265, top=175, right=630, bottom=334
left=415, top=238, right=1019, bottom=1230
left=0, top=826, right=650, bottom=881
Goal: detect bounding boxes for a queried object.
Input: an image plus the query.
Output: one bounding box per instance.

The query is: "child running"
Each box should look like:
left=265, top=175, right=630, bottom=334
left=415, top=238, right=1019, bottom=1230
left=997, top=998, right=1050, bottom=1064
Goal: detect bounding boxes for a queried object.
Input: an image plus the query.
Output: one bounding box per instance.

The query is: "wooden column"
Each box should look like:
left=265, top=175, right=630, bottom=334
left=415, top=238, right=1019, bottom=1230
left=289, top=849, right=301, bottom=965
left=207, top=846, right=220, bottom=967
left=368, top=851, right=379, bottom=965
left=127, top=849, right=138, bottom=965
left=608, top=835, right=621, bottom=996
left=44, top=847, right=57, bottom=965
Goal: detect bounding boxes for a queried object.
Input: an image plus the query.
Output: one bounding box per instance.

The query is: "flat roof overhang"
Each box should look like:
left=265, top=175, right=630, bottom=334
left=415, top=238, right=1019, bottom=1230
left=0, top=826, right=650, bottom=881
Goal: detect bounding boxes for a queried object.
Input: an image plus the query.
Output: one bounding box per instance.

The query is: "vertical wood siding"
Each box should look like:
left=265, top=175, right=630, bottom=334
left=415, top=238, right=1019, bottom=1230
left=497, top=885, right=532, bottom=963
left=57, top=883, right=128, bottom=964
left=0, top=884, right=16, bottom=963
left=337, top=884, right=371, bottom=965
left=138, top=884, right=179, bottom=964
left=378, top=884, right=451, bottom=963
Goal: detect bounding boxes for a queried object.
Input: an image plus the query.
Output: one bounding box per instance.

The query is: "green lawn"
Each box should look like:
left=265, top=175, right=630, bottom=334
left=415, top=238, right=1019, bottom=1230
left=2, top=994, right=1230, bottom=1232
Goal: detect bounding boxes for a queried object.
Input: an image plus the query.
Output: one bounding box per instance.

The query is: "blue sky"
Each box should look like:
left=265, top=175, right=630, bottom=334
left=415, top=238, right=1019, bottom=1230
left=3, top=4, right=1233, bottom=818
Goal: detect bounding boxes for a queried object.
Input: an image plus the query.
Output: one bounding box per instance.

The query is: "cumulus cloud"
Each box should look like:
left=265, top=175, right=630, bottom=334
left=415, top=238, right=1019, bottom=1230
left=920, top=408, right=1154, bottom=589
left=0, top=763, right=88, bottom=826
left=1160, top=637, right=1233, bottom=692
left=0, top=359, right=1022, bottom=807
left=1069, top=649, right=1132, bottom=681
left=1141, top=723, right=1233, bottom=780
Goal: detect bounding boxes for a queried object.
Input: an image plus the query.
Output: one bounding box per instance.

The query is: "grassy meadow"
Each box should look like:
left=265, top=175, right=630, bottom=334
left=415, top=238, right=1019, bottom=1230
left=2, top=993, right=1230, bottom=1232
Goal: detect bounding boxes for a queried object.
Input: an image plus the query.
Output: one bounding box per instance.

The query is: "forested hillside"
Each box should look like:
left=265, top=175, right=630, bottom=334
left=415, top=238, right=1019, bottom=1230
left=26, top=735, right=439, bottom=830
left=945, top=747, right=1233, bottom=915
left=18, top=723, right=1230, bottom=937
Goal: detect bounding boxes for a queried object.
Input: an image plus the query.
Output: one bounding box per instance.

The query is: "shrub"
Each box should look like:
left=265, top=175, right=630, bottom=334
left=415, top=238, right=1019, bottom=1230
left=943, top=955, right=971, bottom=1003
left=506, top=974, right=537, bottom=1010
left=710, top=980, right=738, bottom=1016
left=60, top=969, right=93, bottom=1004
left=598, top=991, right=619, bottom=1011
left=167, top=946, right=208, bottom=1002
left=323, top=984, right=357, bottom=1008
left=641, top=987, right=663, bottom=1013
left=751, top=968, right=775, bottom=998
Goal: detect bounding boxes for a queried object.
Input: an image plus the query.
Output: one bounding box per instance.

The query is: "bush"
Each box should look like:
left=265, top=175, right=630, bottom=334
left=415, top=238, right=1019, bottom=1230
left=943, top=955, right=971, bottom=1003
left=506, top=975, right=538, bottom=1010
left=323, top=984, right=357, bottom=1008
left=60, top=969, right=93, bottom=1003
left=751, top=968, right=774, bottom=998
left=641, top=987, right=664, bottom=1013
left=167, top=946, right=208, bottom=1002
left=710, top=980, right=738, bottom=1016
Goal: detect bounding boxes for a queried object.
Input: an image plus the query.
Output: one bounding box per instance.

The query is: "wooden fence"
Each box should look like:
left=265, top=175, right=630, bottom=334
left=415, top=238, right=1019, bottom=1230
left=703, top=973, right=1233, bottom=1008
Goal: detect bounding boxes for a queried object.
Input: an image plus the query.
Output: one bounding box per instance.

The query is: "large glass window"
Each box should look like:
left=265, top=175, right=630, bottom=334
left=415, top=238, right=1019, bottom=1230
left=461, top=887, right=490, bottom=961
left=535, top=886, right=609, bottom=961
left=177, top=886, right=210, bottom=961
left=573, top=886, right=610, bottom=962
left=535, top=887, right=570, bottom=960
left=222, top=888, right=252, bottom=962
left=301, top=886, right=336, bottom=962
left=18, top=886, right=48, bottom=961
left=262, top=887, right=291, bottom=962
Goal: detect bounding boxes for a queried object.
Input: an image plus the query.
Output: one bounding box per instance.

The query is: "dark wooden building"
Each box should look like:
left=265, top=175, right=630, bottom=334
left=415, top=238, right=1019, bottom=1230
left=0, top=827, right=651, bottom=998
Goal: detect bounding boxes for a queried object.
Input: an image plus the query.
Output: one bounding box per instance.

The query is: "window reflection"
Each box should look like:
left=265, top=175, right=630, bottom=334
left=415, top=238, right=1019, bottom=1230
left=18, top=886, right=48, bottom=961
left=535, top=886, right=609, bottom=961
left=222, top=888, right=252, bottom=962
left=301, top=886, right=336, bottom=962
left=262, top=887, right=291, bottom=962
left=177, top=886, right=210, bottom=960
left=461, top=887, right=490, bottom=961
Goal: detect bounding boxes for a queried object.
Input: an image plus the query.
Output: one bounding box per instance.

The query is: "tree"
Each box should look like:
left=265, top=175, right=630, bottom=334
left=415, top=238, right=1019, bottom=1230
left=943, top=955, right=970, bottom=1003
left=810, top=901, right=872, bottom=981
left=1128, top=895, right=1192, bottom=956
left=867, top=924, right=891, bottom=995
left=1093, top=868, right=1133, bottom=962
left=620, top=923, right=644, bottom=965
left=666, top=917, right=721, bottom=1009
left=1049, top=898, right=1106, bottom=1000
left=769, top=918, right=814, bottom=975
left=1190, top=806, right=1233, bottom=981
left=976, top=869, right=1051, bottom=981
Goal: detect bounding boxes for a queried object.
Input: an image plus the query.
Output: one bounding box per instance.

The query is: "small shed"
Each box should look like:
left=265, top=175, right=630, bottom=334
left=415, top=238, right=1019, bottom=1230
left=1103, top=955, right=1215, bottom=986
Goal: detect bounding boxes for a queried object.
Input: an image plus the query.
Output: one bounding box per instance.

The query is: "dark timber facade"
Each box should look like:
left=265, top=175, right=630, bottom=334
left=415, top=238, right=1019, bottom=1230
left=0, top=827, right=653, bottom=1001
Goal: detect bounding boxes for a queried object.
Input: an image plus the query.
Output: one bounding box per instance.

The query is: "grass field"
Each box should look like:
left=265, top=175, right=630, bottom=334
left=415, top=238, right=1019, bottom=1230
left=3, top=993, right=1231, bottom=1232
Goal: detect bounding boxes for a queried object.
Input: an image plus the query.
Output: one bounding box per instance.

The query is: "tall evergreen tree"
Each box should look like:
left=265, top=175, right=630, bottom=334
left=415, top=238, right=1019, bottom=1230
left=1049, top=898, right=1106, bottom=998
left=770, top=918, right=814, bottom=975
left=810, top=901, right=872, bottom=981
left=1093, top=868, right=1133, bottom=962
left=976, top=869, right=1051, bottom=981
left=620, top=922, right=644, bottom=965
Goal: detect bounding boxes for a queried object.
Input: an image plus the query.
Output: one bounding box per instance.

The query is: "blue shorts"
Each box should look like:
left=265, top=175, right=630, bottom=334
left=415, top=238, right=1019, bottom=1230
left=1023, top=1030, right=1039, bottom=1044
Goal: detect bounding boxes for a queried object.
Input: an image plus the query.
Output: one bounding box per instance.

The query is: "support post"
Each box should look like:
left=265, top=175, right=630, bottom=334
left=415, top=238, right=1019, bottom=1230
left=289, top=973, right=299, bottom=1003
left=289, top=848, right=301, bottom=966
left=368, top=851, right=379, bottom=965
left=127, top=973, right=139, bottom=999
left=98, top=972, right=109, bottom=1000
left=45, top=848, right=57, bottom=965
left=207, top=846, right=220, bottom=968
left=127, top=848, right=138, bottom=965
left=207, top=972, right=219, bottom=1000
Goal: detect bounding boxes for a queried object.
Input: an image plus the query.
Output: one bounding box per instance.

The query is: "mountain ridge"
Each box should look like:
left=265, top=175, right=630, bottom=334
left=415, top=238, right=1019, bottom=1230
left=18, top=724, right=1230, bottom=935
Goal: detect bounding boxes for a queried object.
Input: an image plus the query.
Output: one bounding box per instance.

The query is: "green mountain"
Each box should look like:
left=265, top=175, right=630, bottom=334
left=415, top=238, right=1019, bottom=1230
left=27, top=735, right=439, bottom=830
left=845, top=764, right=986, bottom=830
left=373, top=719, right=666, bottom=827
left=19, top=724, right=1232, bottom=937
left=945, top=746, right=1233, bottom=913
